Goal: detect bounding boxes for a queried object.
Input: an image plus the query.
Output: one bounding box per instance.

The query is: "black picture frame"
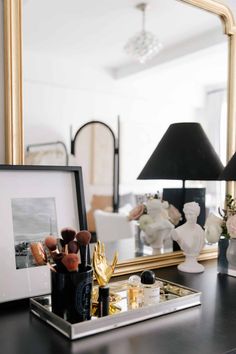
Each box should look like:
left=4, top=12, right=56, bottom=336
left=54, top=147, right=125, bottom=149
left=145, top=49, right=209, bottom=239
left=0, top=165, right=87, bottom=302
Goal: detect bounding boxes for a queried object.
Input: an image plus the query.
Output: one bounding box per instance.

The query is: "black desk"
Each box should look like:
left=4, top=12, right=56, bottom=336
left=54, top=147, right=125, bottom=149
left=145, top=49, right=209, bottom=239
left=1, top=260, right=236, bottom=354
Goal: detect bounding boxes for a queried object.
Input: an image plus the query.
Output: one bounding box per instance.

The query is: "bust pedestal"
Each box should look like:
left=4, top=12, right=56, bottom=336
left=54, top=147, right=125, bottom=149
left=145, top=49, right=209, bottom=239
left=178, top=255, right=204, bottom=273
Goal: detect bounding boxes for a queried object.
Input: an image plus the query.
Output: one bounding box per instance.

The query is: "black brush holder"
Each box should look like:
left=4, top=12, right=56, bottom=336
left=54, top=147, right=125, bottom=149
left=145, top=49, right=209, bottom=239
left=51, top=266, right=93, bottom=323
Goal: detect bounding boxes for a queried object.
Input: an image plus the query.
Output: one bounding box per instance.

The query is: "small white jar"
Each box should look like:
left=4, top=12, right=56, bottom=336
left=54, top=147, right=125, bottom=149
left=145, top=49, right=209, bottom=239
left=141, top=270, right=161, bottom=305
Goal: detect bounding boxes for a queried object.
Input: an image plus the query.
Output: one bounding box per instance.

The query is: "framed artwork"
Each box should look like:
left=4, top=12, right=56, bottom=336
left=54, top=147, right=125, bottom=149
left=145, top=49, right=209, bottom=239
left=0, top=165, right=87, bottom=303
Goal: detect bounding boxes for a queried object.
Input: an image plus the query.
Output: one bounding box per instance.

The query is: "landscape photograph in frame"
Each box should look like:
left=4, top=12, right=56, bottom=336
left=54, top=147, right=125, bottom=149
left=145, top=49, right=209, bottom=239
left=12, top=197, right=58, bottom=269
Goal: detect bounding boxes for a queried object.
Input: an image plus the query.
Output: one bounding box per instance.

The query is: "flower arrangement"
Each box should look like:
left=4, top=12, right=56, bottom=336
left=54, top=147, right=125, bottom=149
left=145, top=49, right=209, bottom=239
left=205, top=194, right=236, bottom=243
left=128, top=195, right=182, bottom=229
left=128, top=195, right=182, bottom=248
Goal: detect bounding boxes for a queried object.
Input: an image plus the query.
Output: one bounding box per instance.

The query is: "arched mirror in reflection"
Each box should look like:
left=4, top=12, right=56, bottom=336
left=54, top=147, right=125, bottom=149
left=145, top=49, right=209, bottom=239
left=5, top=0, right=236, bottom=273
left=70, top=120, right=120, bottom=237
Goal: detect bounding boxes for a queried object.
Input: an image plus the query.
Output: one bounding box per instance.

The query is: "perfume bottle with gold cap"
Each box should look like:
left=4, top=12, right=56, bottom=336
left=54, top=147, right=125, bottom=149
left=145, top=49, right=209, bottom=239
left=128, top=275, right=143, bottom=309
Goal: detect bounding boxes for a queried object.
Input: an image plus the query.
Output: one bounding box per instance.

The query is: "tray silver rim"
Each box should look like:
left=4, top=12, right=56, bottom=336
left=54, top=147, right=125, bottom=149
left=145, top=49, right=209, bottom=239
left=30, top=277, right=202, bottom=340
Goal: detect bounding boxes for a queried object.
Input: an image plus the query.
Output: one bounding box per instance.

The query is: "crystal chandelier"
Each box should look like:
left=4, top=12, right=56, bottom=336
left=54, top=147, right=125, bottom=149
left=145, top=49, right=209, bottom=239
left=124, top=3, right=163, bottom=64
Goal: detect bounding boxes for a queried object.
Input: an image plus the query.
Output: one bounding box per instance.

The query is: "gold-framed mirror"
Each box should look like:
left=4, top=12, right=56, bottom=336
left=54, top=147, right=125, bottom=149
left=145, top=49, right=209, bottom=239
left=3, top=0, right=236, bottom=276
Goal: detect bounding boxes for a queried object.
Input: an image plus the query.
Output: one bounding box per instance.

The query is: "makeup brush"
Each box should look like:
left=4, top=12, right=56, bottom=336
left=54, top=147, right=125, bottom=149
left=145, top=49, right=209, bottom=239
left=75, top=230, right=91, bottom=272
left=30, top=243, right=57, bottom=272
left=60, top=227, right=76, bottom=245
left=68, top=240, right=79, bottom=254
left=51, top=252, right=68, bottom=273
left=44, top=235, right=62, bottom=267
left=30, top=242, right=47, bottom=266
left=62, top=253, right=81, bottom=272
left=59, top=238, right=66, bottom=251
left=44, top=235, right=58, bottom=252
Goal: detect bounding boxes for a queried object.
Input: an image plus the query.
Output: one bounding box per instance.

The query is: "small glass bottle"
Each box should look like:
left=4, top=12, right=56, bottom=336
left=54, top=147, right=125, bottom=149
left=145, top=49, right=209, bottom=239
left=141, top=270, right=161, bottom=306
left=128, top=275, right=143, bottom=309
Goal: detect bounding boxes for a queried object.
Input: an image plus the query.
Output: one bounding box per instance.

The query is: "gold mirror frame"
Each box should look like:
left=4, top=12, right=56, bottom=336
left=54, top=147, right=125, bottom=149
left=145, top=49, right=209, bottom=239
left=3, top=0, right=236, bottom=276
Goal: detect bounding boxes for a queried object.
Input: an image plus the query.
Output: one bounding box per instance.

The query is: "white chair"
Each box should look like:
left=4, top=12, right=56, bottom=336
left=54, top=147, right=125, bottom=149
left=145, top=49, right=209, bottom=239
left=94, top=209, right=136, bottom=242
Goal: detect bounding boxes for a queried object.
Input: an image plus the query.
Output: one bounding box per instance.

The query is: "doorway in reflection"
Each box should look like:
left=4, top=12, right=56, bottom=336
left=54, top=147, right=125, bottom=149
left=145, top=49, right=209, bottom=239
left=70, top=119, right=120, bottom=236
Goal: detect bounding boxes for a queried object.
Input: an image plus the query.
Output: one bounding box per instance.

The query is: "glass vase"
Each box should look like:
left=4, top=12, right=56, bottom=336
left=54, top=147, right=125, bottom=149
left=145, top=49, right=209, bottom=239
left=218, top=237, right=229, bottom=274
left=226, top=238, right=236, bottom=268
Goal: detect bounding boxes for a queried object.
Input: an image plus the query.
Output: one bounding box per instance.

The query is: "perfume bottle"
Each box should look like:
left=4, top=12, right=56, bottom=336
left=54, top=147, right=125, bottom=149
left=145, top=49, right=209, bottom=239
left=128, top=275, right=143, bottom=309
left=140, top=270, right=161, bottom=306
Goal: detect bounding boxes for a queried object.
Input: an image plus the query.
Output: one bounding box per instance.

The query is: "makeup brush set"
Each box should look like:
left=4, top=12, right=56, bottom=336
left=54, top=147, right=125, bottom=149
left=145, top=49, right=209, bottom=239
left=31, top=227, right=91, bottom=272
left=31, top=227, right=93, bottom=323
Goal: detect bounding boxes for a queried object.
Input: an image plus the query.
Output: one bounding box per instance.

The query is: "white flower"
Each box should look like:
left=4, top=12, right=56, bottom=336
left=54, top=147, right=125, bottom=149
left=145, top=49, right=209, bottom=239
left=146, top=199, right=169, bottom=221
left=226, top=215, right=236, bottom=238
left=168, top=204, right=182, bottom=226
left=204, top=213, right=223, bottom=243
left=139, top=214, right=153, bottom=231
left=162, top=201, right=169, bottom=209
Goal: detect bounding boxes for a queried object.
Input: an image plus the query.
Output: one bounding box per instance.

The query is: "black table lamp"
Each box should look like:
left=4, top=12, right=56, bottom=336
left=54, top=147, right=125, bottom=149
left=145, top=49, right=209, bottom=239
left=138, top=122, right=223, bottom=185
left=137, top=122, right=224, bottom=247
left=219, top=151, right=236, bottom=180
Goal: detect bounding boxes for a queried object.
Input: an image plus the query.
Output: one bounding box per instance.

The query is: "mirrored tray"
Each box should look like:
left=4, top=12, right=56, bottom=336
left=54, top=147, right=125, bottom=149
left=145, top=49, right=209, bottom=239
left=30, top=277, right=201, bottom=340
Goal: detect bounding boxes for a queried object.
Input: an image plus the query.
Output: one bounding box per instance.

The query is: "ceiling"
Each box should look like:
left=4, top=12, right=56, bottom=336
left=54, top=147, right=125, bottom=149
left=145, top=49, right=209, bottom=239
left=23, top=0, right=225, bottom=75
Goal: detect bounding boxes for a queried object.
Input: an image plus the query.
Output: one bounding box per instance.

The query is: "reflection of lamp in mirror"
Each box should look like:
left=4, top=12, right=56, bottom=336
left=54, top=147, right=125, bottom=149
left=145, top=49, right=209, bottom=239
left=124, top=3, right=163, bottom=64
left=219, top=151, right=236, bottom=181
left=137, top=123, right=224, bottom=248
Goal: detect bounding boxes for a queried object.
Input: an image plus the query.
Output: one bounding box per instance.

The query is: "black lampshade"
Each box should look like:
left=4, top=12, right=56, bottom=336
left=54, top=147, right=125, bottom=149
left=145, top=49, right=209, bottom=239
left=219, top=152, right=236, bottom=180
left=138, top=122, right=224, bottom=181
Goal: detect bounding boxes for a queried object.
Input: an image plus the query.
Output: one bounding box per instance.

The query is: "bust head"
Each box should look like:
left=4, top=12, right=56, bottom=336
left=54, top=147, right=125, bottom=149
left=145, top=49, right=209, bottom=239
left=183, top=202, right=200, bottom=224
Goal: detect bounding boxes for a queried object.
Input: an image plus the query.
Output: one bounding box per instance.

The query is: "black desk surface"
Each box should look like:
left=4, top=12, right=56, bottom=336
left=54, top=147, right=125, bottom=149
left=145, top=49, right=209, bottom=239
left=1, top=260, right=236, bottom=354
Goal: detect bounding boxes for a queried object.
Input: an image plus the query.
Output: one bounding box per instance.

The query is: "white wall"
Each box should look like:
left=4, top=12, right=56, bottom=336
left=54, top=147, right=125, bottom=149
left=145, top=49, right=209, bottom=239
left=0, top=0, right=5, bottom=163
left=23, top=42, right=227, bottom=196
left=219, top=0, right=236, bottom=13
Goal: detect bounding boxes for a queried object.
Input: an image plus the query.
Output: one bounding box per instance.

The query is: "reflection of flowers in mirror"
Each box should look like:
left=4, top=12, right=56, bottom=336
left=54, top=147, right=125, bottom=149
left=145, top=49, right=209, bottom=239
left=205, top=194, right=236, bottom=243
left=128, top=195, right=182, bottom=249
left=128, top=195, right=182, bottom=227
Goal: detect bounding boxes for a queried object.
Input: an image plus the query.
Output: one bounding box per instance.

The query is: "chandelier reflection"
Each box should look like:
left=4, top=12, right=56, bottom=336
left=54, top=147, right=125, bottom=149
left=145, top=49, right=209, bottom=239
left=124, top=3, right=163, bottom=64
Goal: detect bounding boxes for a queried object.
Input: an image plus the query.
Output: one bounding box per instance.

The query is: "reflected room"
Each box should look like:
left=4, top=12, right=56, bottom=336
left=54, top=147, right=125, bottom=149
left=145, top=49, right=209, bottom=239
left=22, top=0, right=227, bottom=262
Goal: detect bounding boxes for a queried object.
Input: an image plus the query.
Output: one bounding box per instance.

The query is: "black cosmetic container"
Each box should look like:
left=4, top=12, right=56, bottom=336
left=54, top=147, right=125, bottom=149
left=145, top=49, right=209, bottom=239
left=98, top=285, right=110, bottom=317
left=51, top=265, right=93, bottom=323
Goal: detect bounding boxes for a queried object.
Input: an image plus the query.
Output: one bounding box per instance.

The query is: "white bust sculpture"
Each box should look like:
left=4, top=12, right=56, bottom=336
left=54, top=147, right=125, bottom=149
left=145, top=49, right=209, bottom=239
left=139, top=199, right=174, bottom=249
left=171, top=202, right=205, bottom=273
